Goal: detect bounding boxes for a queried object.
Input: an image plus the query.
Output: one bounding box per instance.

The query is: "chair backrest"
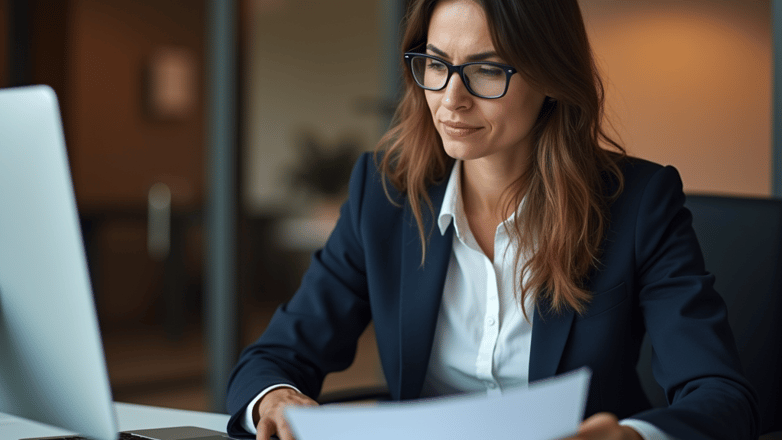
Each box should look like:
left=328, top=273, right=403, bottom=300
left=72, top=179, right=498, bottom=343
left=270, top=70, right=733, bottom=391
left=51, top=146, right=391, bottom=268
left=636, top=194, right=782, bottom=435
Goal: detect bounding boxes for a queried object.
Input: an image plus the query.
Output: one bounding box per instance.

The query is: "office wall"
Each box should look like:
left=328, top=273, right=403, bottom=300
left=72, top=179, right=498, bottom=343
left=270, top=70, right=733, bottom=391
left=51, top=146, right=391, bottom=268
left=581, top=0, right=772, bottom=197
left=242, top=0, right=383, bottom=214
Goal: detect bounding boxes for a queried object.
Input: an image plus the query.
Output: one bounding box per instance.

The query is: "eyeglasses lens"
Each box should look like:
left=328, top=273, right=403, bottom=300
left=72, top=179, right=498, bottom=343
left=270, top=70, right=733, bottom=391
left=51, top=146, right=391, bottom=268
left=410, top=56, right=446, bottom=90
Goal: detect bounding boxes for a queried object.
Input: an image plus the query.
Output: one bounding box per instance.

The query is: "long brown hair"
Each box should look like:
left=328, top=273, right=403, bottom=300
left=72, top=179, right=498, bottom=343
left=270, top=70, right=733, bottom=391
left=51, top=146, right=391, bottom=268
left=377, top=0, right=625, bottom=316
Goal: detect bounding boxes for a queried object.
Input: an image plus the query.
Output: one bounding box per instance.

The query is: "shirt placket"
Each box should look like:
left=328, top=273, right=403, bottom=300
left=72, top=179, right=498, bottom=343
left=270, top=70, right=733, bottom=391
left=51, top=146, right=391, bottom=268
left=475, top=254, right=501, bottom=396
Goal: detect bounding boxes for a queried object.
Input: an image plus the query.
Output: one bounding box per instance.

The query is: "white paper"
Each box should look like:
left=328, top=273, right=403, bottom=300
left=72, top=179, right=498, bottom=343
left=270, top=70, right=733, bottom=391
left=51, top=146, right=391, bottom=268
left=285, top=367, right=591, bottom=440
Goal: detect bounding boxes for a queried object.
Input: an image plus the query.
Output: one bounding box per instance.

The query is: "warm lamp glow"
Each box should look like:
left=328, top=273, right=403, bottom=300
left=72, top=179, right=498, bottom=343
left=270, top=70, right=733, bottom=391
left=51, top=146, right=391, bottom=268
left=583, top=0, right=772, bottom=197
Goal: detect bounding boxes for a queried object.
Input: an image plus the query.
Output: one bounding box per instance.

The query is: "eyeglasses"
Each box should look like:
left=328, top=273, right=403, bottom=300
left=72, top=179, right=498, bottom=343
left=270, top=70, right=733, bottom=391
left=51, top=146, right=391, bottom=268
left=404, top=53, right=518, bottom=99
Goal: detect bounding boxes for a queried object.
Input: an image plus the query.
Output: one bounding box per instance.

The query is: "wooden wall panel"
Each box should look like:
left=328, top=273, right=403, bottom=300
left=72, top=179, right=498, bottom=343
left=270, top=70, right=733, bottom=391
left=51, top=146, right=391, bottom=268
left=60, top=0, right=208, bottom=328
left=68, top=0, right=206, bottom=212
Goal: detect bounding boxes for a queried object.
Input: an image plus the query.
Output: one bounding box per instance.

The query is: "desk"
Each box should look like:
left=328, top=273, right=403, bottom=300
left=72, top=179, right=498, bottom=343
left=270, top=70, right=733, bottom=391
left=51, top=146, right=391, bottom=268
left=0, top=402, right=229, bottom=439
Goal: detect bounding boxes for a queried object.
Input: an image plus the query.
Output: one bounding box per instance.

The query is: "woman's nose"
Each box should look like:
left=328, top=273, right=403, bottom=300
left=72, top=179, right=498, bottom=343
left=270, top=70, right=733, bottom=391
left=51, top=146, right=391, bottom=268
left=441, top=73, right=472, bottom=110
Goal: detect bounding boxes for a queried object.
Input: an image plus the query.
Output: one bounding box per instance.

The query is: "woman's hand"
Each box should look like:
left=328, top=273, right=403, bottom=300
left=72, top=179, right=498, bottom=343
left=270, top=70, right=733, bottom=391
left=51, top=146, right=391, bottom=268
left=561, top=413, right=644, bottom=440
left=254, top=387, right=318, bottom=440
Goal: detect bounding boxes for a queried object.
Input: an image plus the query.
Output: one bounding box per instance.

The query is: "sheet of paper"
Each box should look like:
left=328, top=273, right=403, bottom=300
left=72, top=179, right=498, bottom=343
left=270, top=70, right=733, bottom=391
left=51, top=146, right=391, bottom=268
left=285, top=367, right=591, bottom=440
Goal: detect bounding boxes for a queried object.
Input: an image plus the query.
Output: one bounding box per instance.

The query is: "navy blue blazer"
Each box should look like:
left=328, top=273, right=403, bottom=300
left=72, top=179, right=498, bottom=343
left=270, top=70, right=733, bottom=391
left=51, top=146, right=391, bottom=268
left=226, top=153, right=759, bottom=439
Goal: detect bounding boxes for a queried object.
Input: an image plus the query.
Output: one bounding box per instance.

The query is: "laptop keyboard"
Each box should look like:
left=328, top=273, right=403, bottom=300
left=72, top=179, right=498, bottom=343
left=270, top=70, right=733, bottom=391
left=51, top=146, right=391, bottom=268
left=49, top=434, right=142, bottom=440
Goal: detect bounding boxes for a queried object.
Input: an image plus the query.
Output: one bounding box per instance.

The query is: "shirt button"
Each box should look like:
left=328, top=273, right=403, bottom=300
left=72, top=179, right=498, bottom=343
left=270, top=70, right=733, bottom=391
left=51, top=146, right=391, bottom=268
left=486, top=382, right=497, bottom=389
left=487, top=318, right=496, bottom=326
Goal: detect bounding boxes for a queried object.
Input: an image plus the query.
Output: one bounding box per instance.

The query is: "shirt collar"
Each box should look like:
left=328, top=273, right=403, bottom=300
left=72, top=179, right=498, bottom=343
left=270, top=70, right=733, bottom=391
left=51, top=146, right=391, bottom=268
left=437, top=160, right=525, bottom=240
left=438, top=160, right=467, bottom=239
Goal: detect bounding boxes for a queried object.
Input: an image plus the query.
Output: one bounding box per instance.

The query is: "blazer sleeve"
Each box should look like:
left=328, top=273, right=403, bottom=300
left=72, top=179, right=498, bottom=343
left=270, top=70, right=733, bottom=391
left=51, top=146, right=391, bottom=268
left=628, top=165, right=760, bottom=439
left=224, top=154, right=376, bottom=438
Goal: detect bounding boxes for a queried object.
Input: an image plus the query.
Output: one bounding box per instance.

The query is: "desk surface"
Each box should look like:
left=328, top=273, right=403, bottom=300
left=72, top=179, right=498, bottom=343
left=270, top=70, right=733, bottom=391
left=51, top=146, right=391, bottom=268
left=0, top=402, right=230, bottom=439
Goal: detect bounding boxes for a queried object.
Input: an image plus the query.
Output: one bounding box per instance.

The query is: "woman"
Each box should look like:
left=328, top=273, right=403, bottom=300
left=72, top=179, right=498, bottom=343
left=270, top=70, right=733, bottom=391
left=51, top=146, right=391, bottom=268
left=226, top=1, right=759, bottom=439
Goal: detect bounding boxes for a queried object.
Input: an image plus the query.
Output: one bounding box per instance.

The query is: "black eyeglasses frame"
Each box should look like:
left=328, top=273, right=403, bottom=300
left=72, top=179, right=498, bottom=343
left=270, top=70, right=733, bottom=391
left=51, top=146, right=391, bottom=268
left=403, top=52, right=518, bottom=99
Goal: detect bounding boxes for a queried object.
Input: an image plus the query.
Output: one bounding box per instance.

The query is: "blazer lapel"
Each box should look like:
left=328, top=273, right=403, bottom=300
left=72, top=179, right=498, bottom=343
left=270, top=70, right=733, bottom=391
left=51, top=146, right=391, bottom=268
left=397, top=180, right=453, bottom=400
left=529, top=301, right=576, bottom=382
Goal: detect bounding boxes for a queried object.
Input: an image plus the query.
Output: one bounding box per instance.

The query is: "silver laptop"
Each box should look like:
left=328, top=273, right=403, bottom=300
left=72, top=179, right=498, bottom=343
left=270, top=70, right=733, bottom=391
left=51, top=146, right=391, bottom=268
left=0, top=85, right=232, bottom=440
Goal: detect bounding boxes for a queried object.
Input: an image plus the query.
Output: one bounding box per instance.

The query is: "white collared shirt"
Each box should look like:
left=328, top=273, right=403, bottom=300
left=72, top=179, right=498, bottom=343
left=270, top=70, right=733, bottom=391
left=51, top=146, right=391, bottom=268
left=421, top=160, right=534, bottom=398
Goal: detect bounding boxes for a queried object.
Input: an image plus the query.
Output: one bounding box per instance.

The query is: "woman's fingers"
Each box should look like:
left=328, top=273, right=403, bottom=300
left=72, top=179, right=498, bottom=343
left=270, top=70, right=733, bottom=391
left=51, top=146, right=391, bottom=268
left=255, top=387, right=318, bottom=440
left=560, top=412, right=642, bottom=440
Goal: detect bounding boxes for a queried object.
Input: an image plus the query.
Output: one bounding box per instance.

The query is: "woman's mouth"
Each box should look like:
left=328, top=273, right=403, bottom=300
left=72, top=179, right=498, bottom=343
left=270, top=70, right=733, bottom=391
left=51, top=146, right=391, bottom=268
left=440, top=121, right=482, bottom=137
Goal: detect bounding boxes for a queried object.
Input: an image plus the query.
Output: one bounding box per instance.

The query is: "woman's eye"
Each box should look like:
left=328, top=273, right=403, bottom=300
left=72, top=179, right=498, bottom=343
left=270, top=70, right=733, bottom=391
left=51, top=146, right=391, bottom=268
left=427, top=61, right=447, bottom=71
left=476, top=65, right=503, bottom=77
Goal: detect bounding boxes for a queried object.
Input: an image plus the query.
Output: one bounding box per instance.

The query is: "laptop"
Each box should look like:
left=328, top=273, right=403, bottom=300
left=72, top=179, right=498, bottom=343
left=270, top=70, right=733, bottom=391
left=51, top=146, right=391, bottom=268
left=0, top=85, right=233, bottom=440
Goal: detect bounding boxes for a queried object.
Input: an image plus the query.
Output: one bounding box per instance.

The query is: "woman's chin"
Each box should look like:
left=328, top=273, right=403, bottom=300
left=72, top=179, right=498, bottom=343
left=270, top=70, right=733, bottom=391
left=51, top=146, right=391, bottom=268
left=442, top=142, right=481, bottom=161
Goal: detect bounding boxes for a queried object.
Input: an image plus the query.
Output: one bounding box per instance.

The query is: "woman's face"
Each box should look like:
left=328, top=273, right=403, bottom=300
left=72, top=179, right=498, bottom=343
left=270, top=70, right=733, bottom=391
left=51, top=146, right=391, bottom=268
left=424, top=0, right=546, bottom=170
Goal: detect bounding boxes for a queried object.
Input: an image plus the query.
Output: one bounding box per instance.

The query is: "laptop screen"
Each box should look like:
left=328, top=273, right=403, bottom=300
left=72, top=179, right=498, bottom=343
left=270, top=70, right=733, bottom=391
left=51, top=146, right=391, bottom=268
left=0, top=85, right=118, bottom=440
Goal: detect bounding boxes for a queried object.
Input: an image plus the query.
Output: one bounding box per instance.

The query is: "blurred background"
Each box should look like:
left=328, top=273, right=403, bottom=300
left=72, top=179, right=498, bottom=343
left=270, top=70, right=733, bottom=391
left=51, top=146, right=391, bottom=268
left=0, top=0, right=776, bottom=414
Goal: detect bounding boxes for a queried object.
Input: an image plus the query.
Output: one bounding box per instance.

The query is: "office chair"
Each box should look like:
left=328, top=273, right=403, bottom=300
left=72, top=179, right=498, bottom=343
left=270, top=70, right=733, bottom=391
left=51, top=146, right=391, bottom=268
left=636, top=194, right=782, bottom=437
